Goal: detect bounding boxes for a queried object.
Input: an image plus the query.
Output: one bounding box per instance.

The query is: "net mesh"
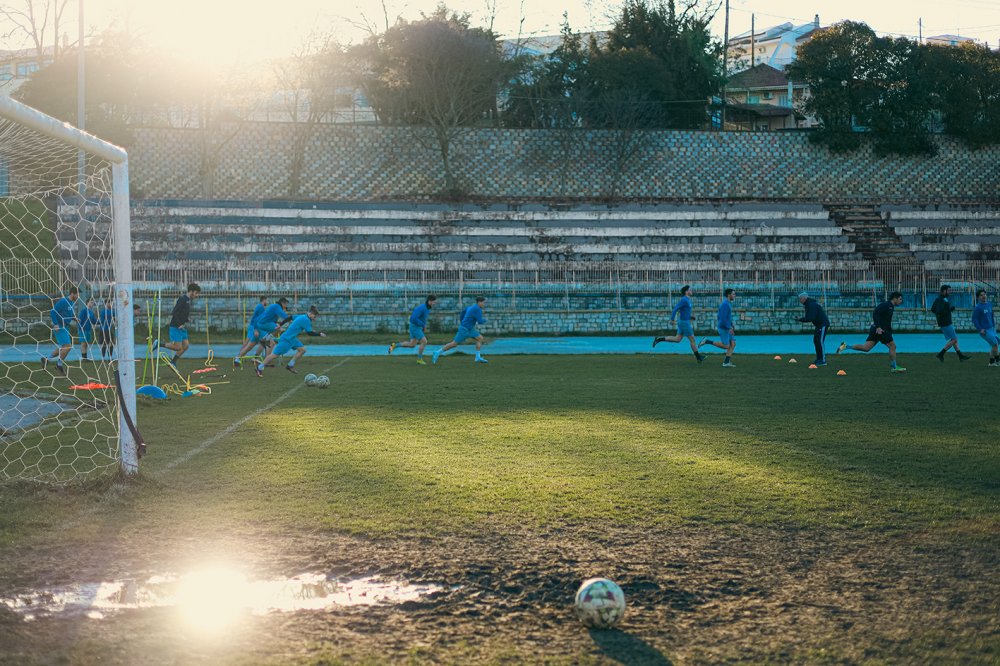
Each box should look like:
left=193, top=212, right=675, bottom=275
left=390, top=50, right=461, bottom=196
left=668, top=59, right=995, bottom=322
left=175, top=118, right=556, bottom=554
left=0, top=115, right=124, bottom=483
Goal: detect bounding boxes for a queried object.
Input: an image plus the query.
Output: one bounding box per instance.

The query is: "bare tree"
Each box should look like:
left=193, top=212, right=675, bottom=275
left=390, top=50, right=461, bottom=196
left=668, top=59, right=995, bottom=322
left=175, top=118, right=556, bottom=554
left=272, top=34, right=347, bottom=198
left=195, top=70, right=262, bottom=198
left=0, top=0, right=72, bottom=61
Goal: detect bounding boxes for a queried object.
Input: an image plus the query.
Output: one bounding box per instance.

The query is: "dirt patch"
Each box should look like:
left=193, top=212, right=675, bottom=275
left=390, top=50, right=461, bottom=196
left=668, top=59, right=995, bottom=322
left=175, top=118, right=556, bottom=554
left=1, top=523, right=998, bottom=664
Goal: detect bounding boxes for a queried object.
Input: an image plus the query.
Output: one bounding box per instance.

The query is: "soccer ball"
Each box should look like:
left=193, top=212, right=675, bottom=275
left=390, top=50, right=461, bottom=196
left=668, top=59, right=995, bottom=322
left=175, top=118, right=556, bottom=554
left=316, top=375, right=330, bottom=388
left=304, top=373, right=318, bottom=386
left=574, top=578, right=626, bottom=629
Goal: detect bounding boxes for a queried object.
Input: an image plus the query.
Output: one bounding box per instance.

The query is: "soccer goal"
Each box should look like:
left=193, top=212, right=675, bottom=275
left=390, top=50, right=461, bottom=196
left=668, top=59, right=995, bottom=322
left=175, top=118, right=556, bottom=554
left=0, top=96, right=138, bottom=482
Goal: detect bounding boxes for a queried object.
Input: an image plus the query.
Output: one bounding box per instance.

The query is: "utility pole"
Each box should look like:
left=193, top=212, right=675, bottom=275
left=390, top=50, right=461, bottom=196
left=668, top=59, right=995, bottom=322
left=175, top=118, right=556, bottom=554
left=722, top=0, right=730, bottom=130
left=919, top=18, right=923, bottom=44
left=750, top=14, right=756, bottom=68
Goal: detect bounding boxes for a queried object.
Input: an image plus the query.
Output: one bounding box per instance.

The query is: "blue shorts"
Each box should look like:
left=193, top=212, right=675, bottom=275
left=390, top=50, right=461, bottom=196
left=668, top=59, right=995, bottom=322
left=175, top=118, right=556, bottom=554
left=80, top=327, right=94, bottom=344
left=940, top=325, right=957, bottom=341
left=409, top=323, right=426, bottom=341
left=54, top=328, right=72, bottom=346
left=676, top=321, right=694, bottom=338
left=980, top=330, right=1000, bottom=348
left=454, top=327, right=480, bottom=343
left=257, top=321, right=277, bottom=336
left=168, top=326, right=188, bottom=343
left=246, top=324, right=260, bottom=342
left=718, top=327, right=734, bottom=346
left=272, top=337, right=303, bottom=356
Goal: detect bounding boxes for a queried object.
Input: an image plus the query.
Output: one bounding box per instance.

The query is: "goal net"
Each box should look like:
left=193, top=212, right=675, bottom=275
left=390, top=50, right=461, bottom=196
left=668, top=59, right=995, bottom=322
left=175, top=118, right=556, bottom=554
left=0, top=97, right=138, bottom=483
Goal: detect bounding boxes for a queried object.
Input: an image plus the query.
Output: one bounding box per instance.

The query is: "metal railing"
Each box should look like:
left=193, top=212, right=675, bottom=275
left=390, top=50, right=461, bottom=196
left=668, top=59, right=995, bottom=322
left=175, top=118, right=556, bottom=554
left=4, top=259, right=999, bottom=312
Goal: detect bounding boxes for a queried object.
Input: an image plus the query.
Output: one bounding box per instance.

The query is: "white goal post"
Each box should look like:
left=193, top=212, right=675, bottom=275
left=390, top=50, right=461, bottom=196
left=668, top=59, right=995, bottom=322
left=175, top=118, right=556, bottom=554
left=0, top=96, right=138, bottom=477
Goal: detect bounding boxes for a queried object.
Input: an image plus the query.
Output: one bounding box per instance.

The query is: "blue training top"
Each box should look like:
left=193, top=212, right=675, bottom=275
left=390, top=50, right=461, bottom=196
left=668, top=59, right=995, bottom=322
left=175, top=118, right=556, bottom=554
left=50, top=297, right=76, bottom=328
left=460, top=304, right=486, bottom=329
left=671, top=296, right=692, bottom=322
left=248, top=303, right=266, bottom=327
left=717, top=300, right=733, bottom=331
left=279, top=314, right=313, bottom=341
left=78, top=307, right=98, bottom=332
left=99, top=306, right=114, bottom=331
left=972, top=302, right=995, bottom=331
left=258, top=302, right=289, bottom=326
left=410, top=303, right=430, bottom=328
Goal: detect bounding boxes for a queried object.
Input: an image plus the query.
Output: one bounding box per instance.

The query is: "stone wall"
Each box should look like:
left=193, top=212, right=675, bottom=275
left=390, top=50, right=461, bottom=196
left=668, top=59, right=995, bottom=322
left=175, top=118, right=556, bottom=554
left=188, top=305, right=972, bottom=336
left=129, top=125, right=1000, bottom=203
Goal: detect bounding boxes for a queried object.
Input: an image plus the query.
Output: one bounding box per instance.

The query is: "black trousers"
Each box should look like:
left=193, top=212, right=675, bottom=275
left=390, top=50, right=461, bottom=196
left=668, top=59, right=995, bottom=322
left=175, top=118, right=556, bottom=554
left=813, top=326, right=828, bottom=362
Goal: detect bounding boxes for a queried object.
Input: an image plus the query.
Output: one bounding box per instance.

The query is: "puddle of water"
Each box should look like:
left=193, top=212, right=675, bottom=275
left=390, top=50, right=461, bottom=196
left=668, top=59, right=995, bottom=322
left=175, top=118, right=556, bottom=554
left=0, top=393, right=69, bottom=433
left=1, top=573, right=444, bottom=623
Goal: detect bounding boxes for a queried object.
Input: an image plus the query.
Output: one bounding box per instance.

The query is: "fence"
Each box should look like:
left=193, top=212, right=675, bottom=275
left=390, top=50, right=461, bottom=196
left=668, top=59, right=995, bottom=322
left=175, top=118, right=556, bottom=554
left=4, top=258, right=999, bottom=316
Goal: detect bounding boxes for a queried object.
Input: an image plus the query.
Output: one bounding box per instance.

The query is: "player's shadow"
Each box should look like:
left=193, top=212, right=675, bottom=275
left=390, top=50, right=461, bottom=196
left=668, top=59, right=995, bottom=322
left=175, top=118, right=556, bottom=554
left=588, top=628, right=672, bottom=665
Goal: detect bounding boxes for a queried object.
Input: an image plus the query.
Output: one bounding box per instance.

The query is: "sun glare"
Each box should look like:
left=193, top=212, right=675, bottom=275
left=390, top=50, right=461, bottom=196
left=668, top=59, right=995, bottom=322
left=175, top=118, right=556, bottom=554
left=174, top=565, right=251, bottom=634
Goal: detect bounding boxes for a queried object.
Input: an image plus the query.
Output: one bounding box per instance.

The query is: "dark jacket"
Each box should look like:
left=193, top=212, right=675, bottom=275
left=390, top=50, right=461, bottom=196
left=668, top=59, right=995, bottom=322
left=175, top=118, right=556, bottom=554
left=930, top=296, right=955, bottom=327
left=169, top=294, right=192, bottom=329
left=798, top=298, right=830, bottom=328
left=873, top=301, right=895, bottom=332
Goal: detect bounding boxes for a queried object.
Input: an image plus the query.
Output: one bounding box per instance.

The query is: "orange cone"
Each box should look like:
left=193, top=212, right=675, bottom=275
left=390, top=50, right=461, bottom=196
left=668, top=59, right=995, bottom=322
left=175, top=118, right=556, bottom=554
left=808, top=364, right=818, bottom=369
left=837, top=370, right=847, bottom=376
left=773, top=355, right=782, bottom=360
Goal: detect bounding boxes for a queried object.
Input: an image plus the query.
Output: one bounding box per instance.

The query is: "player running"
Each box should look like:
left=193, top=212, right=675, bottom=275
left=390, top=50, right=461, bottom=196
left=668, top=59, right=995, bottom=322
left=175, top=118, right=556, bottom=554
left=836, top=291, right=906, bottom=373
left=77, top=298, right=99, bottom=361
left=972, top=289, right=998, bottom=367
left=234, top=295, right=270, bottom=369
left=698, top=288, right=737, bottom=367
left=255, top=305, right=326, bottom=377
left=389, top=295, right=438, bottom=364
left=797, top=292, right=831, bottom=366
left=40, top=286, right=79, bottom=376
left=653, top=285, right=705, bottom=363
left=154, top=283, right=201, bottom=366
left=432, top=296, right=488, bottom=364
left=930, top=285, right=971, bottom=362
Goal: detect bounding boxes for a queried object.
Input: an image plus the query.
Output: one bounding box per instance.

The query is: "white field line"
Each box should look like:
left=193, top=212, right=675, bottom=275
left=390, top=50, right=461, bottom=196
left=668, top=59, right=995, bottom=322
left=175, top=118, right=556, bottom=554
left=160, top=359, right=349, bottom=474
left=57, top=359, right=348, bottom=532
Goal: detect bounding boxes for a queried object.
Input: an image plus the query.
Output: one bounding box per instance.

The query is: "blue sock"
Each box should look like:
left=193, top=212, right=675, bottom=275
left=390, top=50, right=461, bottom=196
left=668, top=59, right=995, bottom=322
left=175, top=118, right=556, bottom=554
left=890, top=359, right=897, bottom=369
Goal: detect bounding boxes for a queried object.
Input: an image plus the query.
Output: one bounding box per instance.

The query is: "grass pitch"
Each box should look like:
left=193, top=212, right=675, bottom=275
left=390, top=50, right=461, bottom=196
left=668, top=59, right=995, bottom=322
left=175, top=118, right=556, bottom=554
left=0, top=354, right=998, bottom=664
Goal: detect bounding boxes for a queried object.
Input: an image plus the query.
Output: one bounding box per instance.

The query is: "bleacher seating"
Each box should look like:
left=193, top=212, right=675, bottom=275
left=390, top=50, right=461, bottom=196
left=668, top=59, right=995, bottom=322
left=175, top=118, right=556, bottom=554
left=96, top=201, right=864, bottom=270
left=883, top=206, right=1000, bottom=268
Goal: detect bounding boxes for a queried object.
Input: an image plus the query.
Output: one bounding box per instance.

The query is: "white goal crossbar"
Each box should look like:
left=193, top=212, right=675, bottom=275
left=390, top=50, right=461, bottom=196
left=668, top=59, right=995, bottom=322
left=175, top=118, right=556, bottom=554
left=0, top=96, right=138, bottom=475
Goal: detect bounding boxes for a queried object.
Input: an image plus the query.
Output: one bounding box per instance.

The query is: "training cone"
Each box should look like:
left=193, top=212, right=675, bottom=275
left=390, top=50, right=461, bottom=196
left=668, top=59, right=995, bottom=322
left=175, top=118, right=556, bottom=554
left=808, top=364, right=818, bottom=369
left=773, top=355, right=782, bottom=360
left=788, top=358, right=797, bottom=364
left=837, top=370, right=847, bottom=376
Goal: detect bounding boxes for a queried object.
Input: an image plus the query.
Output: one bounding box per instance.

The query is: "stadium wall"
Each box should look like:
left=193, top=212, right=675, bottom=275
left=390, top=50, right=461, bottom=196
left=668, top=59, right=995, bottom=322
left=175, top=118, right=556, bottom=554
left=128, top=125, right=1000, bottom=203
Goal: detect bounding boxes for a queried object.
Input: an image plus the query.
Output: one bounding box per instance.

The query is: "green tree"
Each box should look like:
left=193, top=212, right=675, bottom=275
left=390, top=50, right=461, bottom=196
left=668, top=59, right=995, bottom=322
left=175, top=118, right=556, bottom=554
left=926, top=43, right=1000, bottom=149
left=355, top=4, right=508, bottom=195
left=587, top=0, right=722, bottom=130
left=787, top=21, right=882, bottom=152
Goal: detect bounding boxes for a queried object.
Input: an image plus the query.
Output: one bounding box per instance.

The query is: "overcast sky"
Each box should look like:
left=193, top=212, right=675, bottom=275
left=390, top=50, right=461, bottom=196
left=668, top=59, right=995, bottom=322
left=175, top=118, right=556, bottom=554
left=9, top=0, right=1000, bottom=66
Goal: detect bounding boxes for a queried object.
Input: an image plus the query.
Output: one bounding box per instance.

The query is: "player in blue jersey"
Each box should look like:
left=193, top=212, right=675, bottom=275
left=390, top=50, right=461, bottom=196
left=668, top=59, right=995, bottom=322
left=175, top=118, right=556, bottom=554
left=154, top=283, right=201, bottom=366
left=930, top=284, right=970, bottom=362
left=40, top=286, right=79, bottom=375
left=432, top=296, right=488, bottom=364
left=836, top=291, right=906, bottom=373
left=653, top=285, right=705, bottom=363
left=234, top=295, right=270, bottom=368
left=96, top=300, right=139, bottom=360
left=698, top=288, right=737, bottom=367
left=255, top=305, right=326, bottom=377
left=972, top=289, right=998, bottom=367
left=389, top=295, right=438, bottom=365
left=77, top=298, right=99, bottom=361
left=797, top=292, right=831, bottom=366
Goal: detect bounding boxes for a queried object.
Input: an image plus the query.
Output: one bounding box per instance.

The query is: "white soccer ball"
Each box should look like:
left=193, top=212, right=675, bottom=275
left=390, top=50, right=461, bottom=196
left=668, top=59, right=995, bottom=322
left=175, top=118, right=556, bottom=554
left=574, top=578, right=626, bottom=629
left=316, top=375, right=330, bottom=388
left=304, top=373, right=318, bottom=386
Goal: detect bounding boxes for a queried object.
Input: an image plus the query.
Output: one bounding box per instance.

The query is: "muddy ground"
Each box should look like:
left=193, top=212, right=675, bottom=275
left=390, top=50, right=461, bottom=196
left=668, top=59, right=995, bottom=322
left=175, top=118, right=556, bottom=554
left=1, top=523, right=998, bottom=664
